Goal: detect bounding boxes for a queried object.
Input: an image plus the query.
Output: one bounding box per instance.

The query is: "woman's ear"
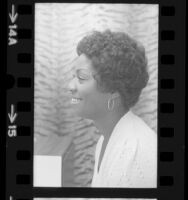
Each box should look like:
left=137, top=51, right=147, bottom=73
left=111, top=92, right=120, bottom=100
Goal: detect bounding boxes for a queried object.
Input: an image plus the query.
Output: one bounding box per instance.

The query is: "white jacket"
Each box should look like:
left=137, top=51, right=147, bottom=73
left=91, top=111, right=157, bottom=188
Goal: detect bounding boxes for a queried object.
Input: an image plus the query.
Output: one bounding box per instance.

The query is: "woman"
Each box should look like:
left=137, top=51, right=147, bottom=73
left=68, top=30, right=157, bottom=188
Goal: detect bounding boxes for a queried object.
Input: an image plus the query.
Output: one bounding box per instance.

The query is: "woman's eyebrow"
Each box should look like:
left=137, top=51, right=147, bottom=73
left=76, top=68, right=90, bottom=73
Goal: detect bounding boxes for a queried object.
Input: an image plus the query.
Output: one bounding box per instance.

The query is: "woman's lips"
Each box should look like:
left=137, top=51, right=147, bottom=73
left=71, top=97, right=82, bottom=104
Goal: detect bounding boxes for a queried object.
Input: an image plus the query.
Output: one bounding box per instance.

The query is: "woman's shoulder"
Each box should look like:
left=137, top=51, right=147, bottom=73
left=119, top=111, right=157, bottom=156
left=113, top=111, right=156, bottom=149
left=129, top=111, right=156, bottom=139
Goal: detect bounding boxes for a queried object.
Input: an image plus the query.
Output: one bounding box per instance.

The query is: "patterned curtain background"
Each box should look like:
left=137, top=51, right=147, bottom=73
left=34, top=3, right=158, bottom=187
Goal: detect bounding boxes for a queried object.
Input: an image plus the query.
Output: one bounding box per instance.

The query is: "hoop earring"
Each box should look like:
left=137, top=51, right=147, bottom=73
left=108, top=98, right=114, bottom=111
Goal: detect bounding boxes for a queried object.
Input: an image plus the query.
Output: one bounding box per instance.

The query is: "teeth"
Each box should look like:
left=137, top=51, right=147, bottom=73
left=71, top=98, right=81, bottom=104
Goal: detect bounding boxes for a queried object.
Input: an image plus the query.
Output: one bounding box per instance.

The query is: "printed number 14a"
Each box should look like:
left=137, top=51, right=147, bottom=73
left=8, top=5, right=18, bottom=46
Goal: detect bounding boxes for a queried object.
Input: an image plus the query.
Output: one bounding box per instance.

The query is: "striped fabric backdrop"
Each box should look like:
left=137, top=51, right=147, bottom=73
left=34, top=3, right=158, bottom=187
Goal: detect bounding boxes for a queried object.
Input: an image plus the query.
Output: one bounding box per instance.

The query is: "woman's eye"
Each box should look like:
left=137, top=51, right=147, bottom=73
left=72, top=74, right=87, bottom=83
left=78, top=74, right=89, bottom=80
left=77, top=72, right=91, bottom=81
left=73, top=69, right=91, bottom=82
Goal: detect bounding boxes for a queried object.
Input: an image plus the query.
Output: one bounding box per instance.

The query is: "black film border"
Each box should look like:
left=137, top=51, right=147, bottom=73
left=5, top=0, right=186, bottom=200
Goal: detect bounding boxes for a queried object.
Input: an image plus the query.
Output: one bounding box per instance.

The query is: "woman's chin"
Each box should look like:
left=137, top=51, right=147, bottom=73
left=70, top=106, right=85, bottom=118
left=73, top=110, right=93, bottom=120
left=69, top=103, right=96, bottom=120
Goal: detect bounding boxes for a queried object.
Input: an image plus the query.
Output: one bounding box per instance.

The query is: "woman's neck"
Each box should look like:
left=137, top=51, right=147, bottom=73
left=94, top=105, right=129, bottom=172
left=94, top=106, right=128, bottom=141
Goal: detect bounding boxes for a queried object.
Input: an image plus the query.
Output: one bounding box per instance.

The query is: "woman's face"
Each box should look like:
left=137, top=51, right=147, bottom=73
left=68, top=54, right=109, bottom=120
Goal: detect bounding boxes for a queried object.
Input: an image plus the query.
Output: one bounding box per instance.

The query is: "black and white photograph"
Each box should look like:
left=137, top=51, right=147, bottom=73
left=33, top=3, right=158, bottom=188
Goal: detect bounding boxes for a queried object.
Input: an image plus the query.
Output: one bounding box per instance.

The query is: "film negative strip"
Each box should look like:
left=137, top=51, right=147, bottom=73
left=4, top=0, right=186, bottom=200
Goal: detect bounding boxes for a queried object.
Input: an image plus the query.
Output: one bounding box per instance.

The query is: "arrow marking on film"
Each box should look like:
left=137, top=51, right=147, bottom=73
left=9, top=5, right=18, bottom=23
left=8, top=104, right=18, bottom=124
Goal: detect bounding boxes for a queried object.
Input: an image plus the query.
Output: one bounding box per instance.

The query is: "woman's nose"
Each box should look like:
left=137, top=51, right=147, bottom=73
left=68, top=78, right=77, bottom=94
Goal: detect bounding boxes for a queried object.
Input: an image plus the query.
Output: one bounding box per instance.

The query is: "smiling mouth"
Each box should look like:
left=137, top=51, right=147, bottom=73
left=71, top=98, right=82, bottom=104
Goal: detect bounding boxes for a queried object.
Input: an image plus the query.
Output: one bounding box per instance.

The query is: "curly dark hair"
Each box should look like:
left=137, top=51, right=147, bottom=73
left=76, top=30, right=149, bottom=109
